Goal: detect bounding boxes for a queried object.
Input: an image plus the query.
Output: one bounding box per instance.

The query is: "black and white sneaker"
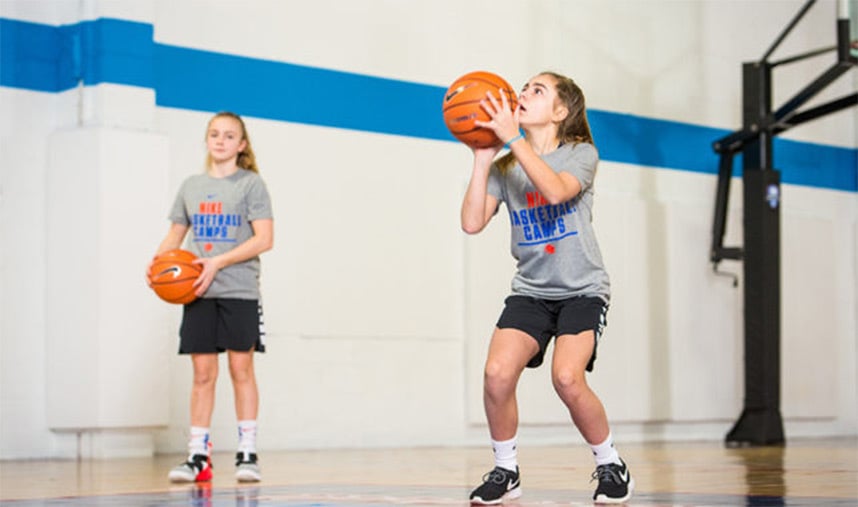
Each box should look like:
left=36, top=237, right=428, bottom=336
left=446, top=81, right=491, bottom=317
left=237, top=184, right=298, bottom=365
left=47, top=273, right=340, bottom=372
left=168, top=453, right=213, bottom=483
left=592, top=459, right=634, bottom=504
left=469, top=466, right=521, bottom=505
left=235, top=451, right=261, bottom=482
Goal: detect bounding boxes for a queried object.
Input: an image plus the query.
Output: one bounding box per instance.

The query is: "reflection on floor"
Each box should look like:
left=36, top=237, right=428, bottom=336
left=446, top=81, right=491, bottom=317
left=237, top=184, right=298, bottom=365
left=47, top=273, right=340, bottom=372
left=1, top=438, right=856, bottom=506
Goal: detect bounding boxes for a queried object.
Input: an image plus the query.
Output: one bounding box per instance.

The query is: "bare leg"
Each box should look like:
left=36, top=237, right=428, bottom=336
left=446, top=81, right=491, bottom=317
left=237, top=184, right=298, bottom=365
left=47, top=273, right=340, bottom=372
left=551, top=331, right=609, bottom=444
left=483, top=328, right=539, bottom=440
left=190, top=354, right=219, bottom=427
left=228, top=350, right=258, bottom=421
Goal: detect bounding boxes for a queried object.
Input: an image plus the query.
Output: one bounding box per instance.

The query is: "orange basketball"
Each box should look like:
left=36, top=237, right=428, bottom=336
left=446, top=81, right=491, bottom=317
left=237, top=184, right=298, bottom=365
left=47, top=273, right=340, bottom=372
left=148, top=249, right=202, bottom=305
left=442, top=71, right=518, bottom=149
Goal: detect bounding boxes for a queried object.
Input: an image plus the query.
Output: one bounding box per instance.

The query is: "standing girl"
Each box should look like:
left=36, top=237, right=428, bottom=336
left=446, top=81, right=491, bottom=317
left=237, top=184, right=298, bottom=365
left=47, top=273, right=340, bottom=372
left=461, top=73, right=633, bottom=504
left=150, top=111, right=273, bottom=483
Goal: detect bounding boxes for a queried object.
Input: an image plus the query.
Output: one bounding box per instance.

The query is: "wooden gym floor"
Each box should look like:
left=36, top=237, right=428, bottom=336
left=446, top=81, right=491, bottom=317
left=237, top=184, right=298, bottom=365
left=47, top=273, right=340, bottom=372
left=1, top=438, right=856, bottom=506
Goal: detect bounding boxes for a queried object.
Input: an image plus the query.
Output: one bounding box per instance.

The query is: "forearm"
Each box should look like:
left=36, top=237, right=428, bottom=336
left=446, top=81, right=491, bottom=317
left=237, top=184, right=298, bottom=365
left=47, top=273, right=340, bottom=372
left=212, top=219, right=273, bottom=269
left=461, top=164, right=493, bottom=234
left=509, top=142, right=580, bottom=204
left=156, top=223, right=189, bottom=254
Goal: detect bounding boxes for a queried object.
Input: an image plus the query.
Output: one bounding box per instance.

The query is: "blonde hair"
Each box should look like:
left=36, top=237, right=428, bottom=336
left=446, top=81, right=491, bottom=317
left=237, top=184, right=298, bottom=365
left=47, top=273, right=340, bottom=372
left=497, top=72, right=594, bottom=174
left=205, top=111, right=259, bottom=173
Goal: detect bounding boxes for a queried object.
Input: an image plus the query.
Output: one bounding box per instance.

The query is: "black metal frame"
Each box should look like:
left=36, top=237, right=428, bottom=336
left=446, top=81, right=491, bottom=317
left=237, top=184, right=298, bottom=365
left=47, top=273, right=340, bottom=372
left=709, top=0, right=856, bottom=447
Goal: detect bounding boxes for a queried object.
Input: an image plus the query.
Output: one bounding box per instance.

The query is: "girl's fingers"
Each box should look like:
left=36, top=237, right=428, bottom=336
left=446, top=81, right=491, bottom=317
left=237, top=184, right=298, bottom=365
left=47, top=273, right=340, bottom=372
left=485, top=89, right=501, bottom=107
left=480, top=89, right=511, bottom=122
left=498, top=87, right=509, bottom=109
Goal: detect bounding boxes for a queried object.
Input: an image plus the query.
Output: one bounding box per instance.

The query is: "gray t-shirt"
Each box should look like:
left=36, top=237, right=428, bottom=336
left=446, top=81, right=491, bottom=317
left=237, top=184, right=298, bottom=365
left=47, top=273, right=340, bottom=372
left=169, top=169, right=273, bottom=300
left=487, top=142, right=610, bottom=302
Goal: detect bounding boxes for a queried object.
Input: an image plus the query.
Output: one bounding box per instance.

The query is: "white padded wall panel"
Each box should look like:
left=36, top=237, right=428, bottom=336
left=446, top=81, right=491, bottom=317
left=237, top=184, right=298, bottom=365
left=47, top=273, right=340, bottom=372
left=46, top=125, right=171, bottom=430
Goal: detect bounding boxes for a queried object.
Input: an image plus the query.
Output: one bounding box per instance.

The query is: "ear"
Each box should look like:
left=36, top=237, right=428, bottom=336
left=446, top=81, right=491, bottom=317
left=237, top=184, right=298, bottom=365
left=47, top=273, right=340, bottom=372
left=552, top=103, right=569, bottom=123
left=238, top=139, right=248, bottom=152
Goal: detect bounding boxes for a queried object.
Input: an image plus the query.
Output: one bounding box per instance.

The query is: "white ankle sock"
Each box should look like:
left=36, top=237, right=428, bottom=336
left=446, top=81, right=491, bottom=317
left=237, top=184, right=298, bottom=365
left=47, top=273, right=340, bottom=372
left=238, top=420, right=258, bottom=453
left=590, top=432, right=621, bottom=466
left=189, top=426, right=210, bottom=456
left=492, top=435, right=518, bottom=472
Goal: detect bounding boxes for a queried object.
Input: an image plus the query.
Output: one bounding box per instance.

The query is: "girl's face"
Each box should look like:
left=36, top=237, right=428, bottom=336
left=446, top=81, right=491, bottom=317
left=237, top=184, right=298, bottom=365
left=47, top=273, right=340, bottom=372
left=517, top=74, right=568, bottom=126
left=206, top=116, right=247, bottom=164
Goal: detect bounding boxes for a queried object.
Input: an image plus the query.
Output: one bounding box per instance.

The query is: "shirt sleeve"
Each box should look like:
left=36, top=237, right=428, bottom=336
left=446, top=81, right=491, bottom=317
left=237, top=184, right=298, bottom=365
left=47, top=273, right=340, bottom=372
left=168, top=178, right=190, bottom=226
left=559, top=143, right=599, bottom=191
left=246, top=174, right=273, bottom=221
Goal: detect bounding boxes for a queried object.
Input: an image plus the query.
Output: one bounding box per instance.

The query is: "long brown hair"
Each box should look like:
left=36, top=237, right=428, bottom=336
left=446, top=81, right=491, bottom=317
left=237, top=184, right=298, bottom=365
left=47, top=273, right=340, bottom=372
left=497, top=72, right=594, bottom=174
left=205, top=111, right=260, bottom=173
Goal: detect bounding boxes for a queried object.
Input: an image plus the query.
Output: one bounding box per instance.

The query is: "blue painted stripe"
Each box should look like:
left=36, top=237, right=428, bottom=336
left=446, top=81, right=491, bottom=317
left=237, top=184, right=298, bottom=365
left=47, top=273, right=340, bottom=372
left=774, top=137, right=857, bottom=192
left=588, top=110, right=857, bottom=192
left=589, top=111, right=728, bottom=176
left=0, top=18, right=152, bottom=91
left=2, top=17, right=855, bottom=192
left=1, top=18, right=72, bottom=92
left=78, top=18, right=154, bottom=88
left=154, top=44, right=449, bottom=141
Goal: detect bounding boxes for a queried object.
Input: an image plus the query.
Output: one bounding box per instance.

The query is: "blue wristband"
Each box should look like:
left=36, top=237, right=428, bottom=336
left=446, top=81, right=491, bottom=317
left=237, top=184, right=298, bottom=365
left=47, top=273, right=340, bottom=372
left=504, top=133, right=524, bottom=148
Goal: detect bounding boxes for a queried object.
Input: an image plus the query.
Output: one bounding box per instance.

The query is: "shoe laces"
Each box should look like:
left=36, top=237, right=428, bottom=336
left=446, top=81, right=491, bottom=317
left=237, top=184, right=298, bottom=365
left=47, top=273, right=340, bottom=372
left=482, top=467, right=512, bottom=485
left=185, top=454, right=209, bottom=472
left=591, top=463, right=622, bottom=484
left=235, top=450, right=256, bottom=466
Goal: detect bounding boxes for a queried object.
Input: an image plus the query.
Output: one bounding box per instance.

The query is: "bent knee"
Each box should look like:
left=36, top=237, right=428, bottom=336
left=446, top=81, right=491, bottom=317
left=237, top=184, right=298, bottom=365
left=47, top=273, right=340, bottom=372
left=552, top=369, right=588, bottom=396
left=483, top=360, right=519, bottom=392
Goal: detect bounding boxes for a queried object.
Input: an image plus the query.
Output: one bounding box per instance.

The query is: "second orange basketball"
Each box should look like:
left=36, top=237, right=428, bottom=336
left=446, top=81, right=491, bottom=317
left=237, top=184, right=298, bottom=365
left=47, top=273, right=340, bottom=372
left=148, top=249, right=202, bottom=305
left=442, top=71, right=518, bottom=149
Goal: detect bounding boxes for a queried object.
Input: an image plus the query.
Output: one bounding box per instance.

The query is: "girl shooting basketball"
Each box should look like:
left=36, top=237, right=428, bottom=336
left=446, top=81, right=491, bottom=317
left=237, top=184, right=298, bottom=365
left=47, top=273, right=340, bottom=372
left=149, top=111, right=273, bottom=483
left=461, top=72, right=633, bottom=504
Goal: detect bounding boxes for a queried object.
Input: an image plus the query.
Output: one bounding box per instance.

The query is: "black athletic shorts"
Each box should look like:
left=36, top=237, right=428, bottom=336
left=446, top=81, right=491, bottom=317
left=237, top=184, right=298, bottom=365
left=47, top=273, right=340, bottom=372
left=496, top=295, right=608, bottom=371
left=179, top=298, right=266, bottom=354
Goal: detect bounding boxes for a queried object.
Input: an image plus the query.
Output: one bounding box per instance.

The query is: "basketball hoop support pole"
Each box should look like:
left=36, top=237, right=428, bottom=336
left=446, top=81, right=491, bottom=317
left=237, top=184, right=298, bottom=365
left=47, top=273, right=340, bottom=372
left=711, top=0, right=856, bottom=447
left=724, top=61, right=785, bottom=447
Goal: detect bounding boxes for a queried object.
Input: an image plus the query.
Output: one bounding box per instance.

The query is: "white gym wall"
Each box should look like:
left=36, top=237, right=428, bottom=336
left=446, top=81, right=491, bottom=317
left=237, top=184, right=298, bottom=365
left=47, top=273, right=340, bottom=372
left=1, top=0, right=855, bottom=459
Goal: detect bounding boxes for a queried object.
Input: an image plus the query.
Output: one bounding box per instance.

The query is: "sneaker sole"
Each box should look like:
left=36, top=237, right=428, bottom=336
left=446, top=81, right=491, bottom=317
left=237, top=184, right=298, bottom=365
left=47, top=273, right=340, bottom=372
left=470, top=486, right=522, bottom=505
left=168, top=468, right=212, bottom=483
left=594, top=477, right=634, bottom=504
left=167, top=473, right=195, bottom=483
left=236, top=471, right=261, bottom=482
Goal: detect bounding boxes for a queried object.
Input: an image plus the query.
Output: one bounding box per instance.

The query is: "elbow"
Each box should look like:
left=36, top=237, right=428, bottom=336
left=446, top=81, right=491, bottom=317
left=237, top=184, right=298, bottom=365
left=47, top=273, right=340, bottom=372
left=544, top=192, right=569, bottom=206
left=545, top=190, right=579, bottom=206
left=461, top=222, right=484, bottom=235
left=545, top=180, right=581, bottom=205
